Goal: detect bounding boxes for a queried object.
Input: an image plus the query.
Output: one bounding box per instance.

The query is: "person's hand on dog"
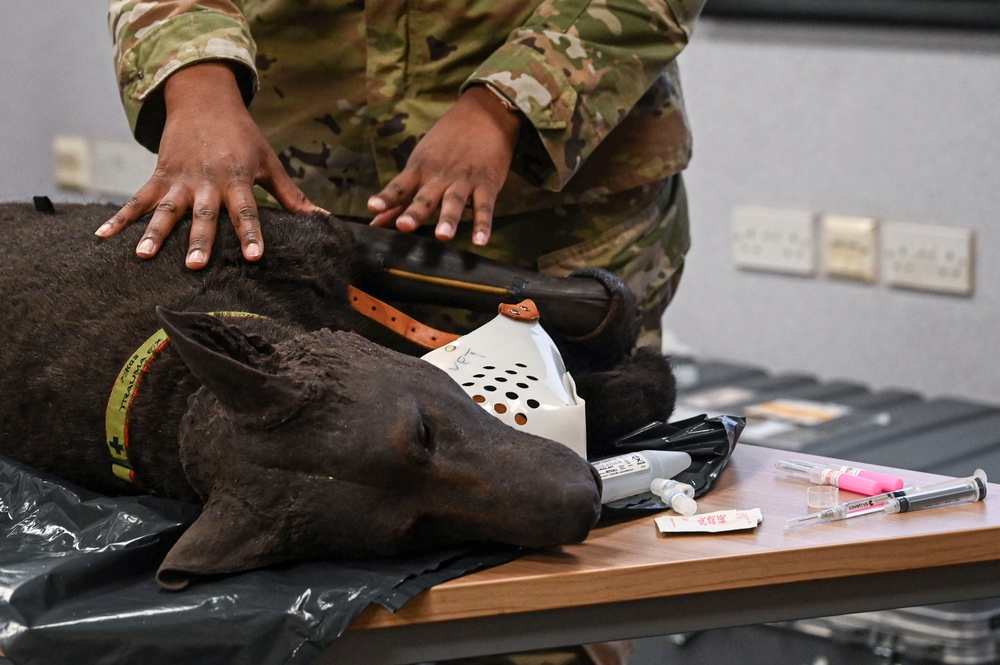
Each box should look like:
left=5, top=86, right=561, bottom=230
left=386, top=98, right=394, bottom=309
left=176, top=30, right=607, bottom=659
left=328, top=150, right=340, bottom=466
left=367, top=85, right=521, bottom=247
left=94, top=63, right=328, bottom=270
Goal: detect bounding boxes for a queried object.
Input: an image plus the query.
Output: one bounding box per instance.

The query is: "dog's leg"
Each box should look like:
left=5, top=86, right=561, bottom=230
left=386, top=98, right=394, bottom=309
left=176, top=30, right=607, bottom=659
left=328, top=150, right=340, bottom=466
left=348, top=224, right=639, bottom=369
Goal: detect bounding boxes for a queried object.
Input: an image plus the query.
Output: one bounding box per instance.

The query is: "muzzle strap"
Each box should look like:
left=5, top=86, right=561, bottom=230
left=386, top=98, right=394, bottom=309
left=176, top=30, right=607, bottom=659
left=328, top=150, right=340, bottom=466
left=348, top=285, right=459, bottom=350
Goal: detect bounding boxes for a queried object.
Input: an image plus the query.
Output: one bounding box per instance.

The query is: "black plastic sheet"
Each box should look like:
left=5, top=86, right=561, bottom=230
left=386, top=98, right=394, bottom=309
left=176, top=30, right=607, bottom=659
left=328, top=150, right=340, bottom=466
left=598, top=414, right=745, bottom=513
left=0, top=416, right=742, bottom=663
left=0, top=455, right=523, bottom=665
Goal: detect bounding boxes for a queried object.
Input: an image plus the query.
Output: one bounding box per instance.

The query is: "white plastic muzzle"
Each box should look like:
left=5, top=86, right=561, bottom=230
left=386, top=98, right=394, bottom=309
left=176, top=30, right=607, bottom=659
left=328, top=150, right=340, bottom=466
left=421, top=300, right=587, bottom=458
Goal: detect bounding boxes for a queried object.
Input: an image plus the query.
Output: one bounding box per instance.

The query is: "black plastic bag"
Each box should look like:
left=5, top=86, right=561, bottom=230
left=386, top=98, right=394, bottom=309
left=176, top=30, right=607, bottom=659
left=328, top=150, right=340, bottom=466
left=0, top=414, right=741, bottom=663
left=0, top=454, right=523, bottom=665
left=596, top=414, right=745, bottom=513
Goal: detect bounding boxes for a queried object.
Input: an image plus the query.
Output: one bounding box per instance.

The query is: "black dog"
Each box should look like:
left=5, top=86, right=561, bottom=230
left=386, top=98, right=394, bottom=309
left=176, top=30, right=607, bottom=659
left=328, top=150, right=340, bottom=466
left=0, top=202, right=674, bottom=589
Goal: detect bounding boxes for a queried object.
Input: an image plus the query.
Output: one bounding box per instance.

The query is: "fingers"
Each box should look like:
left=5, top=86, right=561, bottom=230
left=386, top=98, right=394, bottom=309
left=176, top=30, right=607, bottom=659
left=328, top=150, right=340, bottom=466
left=368, top=172, right=482, bottom=241
left=470, top=192, right=495, bottom=247
left=96, top=164, right=298, bottom=268
left=97, top=173, right=213, bottom=264
left=137, top=188, right=192, bottom=259
left=369, top=204, right=404, bottom=228
left=186, top=188, right=221, bottom=270
left=368, top=172, right=418, bottom=220
left=95, top=179, right=163, bottom=239
left=398, top=185, right=449, bottom=236
left=368, top=174, right=426, bottom=233
left=432, top=185, right=473, bottom=241
left=222, top=184, right=263, bottom=262
left=363, top=86, right=516, bottom=245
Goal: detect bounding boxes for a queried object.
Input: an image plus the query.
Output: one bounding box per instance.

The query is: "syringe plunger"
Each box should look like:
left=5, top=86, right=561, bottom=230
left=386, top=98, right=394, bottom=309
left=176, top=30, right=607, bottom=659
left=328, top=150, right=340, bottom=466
left=883, top=469, right=988, bottom=514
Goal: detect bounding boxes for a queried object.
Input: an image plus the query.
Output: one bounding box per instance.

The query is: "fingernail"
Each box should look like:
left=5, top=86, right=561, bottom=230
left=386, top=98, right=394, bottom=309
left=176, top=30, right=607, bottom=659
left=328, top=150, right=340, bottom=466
left=246, top=242, right=262, bottom=259
left=188, top=249, right=206, bottom=265
left=436, top=223, right=455, bottom=240
left=368, top=196, right=386, bottom=212
left=473, top=230, right=489, bottom=246
left=95, top=222, right=113, bottom=237
left=396, top=215, right=414, bottom=229
left=137, top=239, right=155, bottom=257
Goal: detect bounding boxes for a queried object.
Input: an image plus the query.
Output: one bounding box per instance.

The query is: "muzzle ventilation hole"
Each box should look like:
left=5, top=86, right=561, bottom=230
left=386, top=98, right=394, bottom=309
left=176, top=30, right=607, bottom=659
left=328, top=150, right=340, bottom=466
left=464, top=361, right=540, bottom=428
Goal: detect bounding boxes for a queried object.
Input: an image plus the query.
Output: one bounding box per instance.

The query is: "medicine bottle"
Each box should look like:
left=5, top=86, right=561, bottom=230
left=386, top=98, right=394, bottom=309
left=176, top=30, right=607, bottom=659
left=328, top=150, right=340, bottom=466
left=592, top=450, right=692, bottom=503
left=650, top=478, right=698, bottom=516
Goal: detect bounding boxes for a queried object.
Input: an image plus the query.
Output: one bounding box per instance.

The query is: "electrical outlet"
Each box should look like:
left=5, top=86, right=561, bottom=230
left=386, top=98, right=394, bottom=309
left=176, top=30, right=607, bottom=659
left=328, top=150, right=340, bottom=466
left=822, top=214, right=878, bottom=283
left=881, top=221, right=974, bottom=296
left=52, top=135, right=92, bottom=190
left=732, top=205, right=817, bottom=276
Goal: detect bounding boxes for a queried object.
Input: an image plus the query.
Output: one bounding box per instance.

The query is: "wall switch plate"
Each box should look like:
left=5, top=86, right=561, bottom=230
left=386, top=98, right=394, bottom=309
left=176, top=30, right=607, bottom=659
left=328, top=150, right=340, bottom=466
left=881, top=221, right=974, bottom=296
left=731, top=205, right=817, bottom=276
left=822, top=214, right=878, bottom=283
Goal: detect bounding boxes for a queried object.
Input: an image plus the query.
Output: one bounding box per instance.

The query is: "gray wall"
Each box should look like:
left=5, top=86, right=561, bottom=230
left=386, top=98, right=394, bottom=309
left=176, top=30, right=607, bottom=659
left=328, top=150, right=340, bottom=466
left=2, top=5, right=998, bottom=403
left=1, top=4, right=137, bottom=201
left=669, top=19, right=1000, bottom=404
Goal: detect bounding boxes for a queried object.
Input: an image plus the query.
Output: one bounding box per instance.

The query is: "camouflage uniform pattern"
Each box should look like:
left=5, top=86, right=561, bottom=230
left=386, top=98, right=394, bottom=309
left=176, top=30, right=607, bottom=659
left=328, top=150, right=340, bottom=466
left=109, top=0, right=704, bottom=346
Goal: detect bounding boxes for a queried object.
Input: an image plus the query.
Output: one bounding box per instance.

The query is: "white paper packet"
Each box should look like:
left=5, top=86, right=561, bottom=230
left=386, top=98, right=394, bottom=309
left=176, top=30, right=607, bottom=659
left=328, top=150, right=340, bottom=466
left=655, top=508, right=763, bottom=534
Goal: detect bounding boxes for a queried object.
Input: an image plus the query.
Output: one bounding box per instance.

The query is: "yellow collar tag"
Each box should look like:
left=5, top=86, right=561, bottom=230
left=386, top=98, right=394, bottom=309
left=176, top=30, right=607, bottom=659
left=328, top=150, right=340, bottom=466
left=104, top=312, right=266, bottom=484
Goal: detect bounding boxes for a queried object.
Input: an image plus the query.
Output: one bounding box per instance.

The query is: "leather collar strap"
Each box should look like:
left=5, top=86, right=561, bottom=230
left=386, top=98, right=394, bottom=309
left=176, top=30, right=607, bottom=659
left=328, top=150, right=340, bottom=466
left=348, top=285, right=459, bottom=350
left=105, top=311, right=266, bottom=485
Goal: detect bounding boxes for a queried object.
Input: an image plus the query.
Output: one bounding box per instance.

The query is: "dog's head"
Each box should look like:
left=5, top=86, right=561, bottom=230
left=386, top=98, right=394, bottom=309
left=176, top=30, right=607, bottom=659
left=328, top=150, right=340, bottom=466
left=153, top=308, right=601, bottom=590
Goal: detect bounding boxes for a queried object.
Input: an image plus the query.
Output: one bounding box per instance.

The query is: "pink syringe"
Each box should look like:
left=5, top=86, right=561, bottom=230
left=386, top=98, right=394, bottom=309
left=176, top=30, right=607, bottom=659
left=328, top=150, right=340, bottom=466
left=775, top=459, right=882, bottom=496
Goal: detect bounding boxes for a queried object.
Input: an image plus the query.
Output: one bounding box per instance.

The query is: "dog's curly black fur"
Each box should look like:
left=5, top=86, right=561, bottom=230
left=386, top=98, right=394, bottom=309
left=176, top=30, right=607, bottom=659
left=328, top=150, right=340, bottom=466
left=574, top=348, right=677, bottom=456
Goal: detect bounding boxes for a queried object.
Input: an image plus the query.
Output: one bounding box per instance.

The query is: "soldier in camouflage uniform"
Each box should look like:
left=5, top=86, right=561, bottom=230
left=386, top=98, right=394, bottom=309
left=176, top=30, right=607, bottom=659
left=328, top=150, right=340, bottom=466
left=104, top=0, right=704, bottom=348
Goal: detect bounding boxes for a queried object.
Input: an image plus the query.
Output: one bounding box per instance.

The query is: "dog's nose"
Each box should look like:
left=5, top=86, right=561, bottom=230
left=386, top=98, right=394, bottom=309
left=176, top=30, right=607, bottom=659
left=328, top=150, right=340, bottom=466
left=551, top=464, right=603, bottom=543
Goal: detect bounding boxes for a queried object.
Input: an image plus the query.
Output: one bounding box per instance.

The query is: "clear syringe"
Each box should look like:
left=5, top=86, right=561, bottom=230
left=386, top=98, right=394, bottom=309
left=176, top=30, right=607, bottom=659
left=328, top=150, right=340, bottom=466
left=883, top=469, right=988, bottom=514
left=785, top=487, right=911, bottom=528
left=786, top=469, right=989, bottom=528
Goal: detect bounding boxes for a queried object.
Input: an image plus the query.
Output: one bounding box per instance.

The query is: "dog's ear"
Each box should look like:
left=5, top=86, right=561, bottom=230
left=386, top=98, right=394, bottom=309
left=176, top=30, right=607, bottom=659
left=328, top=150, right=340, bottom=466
left=156, top=306, right=304, bottom=422
left=156, top=491, right=284, bottom=590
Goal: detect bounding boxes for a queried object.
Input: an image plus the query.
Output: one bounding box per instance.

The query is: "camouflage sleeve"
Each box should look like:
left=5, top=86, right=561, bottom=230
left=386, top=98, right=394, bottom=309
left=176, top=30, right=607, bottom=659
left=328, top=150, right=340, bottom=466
left=464, top=0, right=706, bottom=191
left=109, top=0, right=258, bottom=151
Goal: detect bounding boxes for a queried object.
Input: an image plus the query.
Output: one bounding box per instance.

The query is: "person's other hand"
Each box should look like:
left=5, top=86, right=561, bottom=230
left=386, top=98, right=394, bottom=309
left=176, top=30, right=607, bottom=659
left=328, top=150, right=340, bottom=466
left=95, top=62, right=327, bottom=269
left=367, top=85, right=521, bottom=246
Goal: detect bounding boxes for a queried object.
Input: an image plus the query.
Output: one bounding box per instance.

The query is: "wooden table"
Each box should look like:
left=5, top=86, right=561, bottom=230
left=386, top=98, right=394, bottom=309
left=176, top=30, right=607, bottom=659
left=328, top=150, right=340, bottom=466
left=318, top=445, right=1000, bottom=664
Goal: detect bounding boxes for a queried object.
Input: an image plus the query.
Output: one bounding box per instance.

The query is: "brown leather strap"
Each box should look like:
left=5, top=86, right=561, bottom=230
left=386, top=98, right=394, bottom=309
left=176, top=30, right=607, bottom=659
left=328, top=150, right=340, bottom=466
left=348, top=285, right=460, bottom=350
